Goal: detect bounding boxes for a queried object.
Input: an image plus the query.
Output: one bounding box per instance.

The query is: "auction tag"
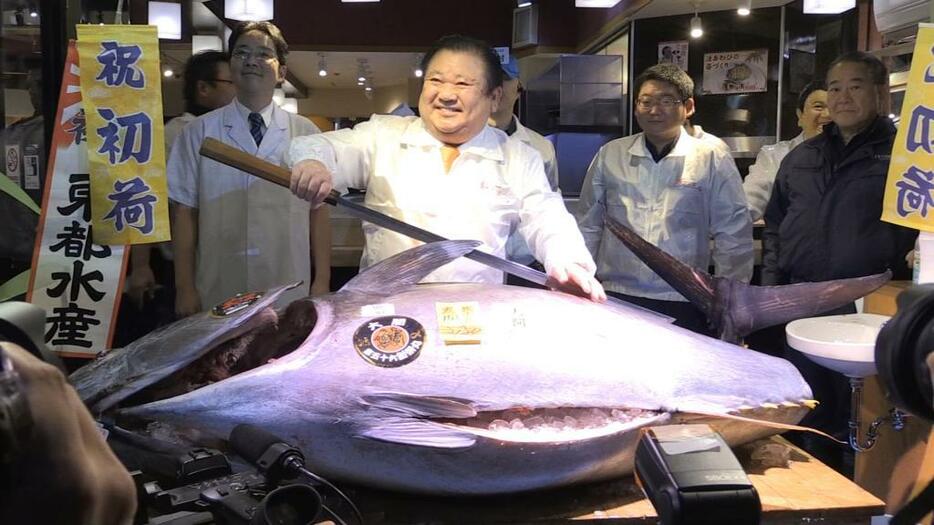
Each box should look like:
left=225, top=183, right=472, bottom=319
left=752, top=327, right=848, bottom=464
left=435, top=301, right=482, bottom=345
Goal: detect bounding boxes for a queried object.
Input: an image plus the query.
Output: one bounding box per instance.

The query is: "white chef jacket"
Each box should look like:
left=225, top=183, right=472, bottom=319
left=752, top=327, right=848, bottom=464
left=743, top=132, right=806, bottom=222
left=287, top=114, right=593, bottom=284
left=577, top=128, right=753, bottom=301
left=167, top=99, right=320, bottom=309
left=506, top=117, right=560, bottom=265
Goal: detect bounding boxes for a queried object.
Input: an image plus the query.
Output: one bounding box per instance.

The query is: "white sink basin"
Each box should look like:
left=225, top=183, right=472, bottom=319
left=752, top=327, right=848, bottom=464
left=785, top=314, right=890, bottom=378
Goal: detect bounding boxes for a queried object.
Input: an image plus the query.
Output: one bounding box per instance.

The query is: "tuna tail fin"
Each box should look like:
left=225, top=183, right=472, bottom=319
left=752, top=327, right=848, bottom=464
left=340, top=240, right=482, bottom=296
left=603, top=216, right=890, bottom=342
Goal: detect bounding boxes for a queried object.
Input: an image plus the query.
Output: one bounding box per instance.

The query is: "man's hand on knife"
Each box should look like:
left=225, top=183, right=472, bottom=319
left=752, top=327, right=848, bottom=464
left=290, top=159, right=334, bottom=208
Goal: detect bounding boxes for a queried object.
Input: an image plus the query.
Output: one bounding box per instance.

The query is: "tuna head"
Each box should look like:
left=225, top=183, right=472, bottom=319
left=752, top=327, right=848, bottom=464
left=103, top=241, right=813, bottom=495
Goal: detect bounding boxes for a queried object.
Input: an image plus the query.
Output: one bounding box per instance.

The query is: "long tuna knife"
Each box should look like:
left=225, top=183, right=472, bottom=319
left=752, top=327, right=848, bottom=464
left=199, top=137, right=553, bottom=288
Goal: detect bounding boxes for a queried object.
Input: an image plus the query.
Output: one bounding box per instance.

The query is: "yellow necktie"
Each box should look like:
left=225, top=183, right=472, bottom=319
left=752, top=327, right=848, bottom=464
left=441, top=145, right=460, bottom=173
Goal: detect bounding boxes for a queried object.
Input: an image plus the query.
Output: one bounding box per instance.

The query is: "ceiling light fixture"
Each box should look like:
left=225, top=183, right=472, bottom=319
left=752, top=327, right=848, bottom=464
left=148, top=1, right=181, bottom=40
left=517, top=1, right=532, bottom=7
left=318, top=54, right=327, bottom=77
left=357, top=76, right=366, bottom=82
left=225, top=0, right=273, bottom=21
left=163, top=69, right=173, bottom=77
left=690, top=3, right=704, bottom=39
left=737, top=0, right=751, bottom=16
left=575, top=0, right=622, bottom=7
left=802, top=0, right=855, bottom=14
left=29, top=11, right=37, bottom=17
left=414, top=68, right=423, bottom=78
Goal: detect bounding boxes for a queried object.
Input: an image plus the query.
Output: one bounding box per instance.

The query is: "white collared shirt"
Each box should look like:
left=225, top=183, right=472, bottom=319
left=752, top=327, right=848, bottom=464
left=234, top=98, right=275, bottom=128
left=743, top=132, right=806, bottom=222
left=288, top=114, right=593, bottom=284
left=577, top=128, right=753, bottom=301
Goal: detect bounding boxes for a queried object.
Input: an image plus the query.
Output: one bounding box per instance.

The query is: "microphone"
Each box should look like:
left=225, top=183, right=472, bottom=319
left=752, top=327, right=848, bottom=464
left=229, top=424, right=364, bottom=525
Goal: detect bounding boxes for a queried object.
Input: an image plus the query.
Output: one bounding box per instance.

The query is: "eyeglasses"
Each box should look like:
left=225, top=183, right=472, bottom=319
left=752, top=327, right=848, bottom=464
left=636, top=96, right=684, bottom=110
left=231, top=48, right=278, bottom=63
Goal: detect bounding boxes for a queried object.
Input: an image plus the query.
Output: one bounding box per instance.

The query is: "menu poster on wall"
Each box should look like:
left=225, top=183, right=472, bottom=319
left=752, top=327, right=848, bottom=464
left=658, top=41, right=688, bottom=71
left=702, top=49, right=768, bottom=95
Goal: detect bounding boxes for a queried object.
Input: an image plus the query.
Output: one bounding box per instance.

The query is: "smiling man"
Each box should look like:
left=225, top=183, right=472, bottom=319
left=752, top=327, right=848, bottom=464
left=577, top=63, right=752, bottom=334
left=288, top=34, right=603, bottom=301
left=167, top=21, right=330, bottom=318
left=761, top=51, right=917, bottom=473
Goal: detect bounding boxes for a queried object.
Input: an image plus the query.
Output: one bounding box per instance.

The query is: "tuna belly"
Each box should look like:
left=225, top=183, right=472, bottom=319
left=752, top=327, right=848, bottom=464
left=297, top=408, right=673, bottom=495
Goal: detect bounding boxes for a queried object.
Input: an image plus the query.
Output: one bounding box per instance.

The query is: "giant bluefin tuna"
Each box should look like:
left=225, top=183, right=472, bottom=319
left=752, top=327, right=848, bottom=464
left=70, top=238, right=881, bottom=496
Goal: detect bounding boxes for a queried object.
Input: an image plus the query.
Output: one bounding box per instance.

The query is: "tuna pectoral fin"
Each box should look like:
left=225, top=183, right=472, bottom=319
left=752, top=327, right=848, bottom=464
left=603, top=216, right=891, bottom=341
left=357, top=420, right=477, bottom=449
left=361, top=393, right=478, bottom=418
left=340, top=240, right=482, bottom=296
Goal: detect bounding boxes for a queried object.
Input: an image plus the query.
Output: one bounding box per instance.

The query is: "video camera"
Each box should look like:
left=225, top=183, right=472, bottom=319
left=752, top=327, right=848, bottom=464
left=133, top=446, right=322, bottom=525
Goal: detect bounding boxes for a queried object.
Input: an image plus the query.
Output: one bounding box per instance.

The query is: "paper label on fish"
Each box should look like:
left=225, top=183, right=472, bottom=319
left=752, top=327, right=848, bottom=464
left=360, top=303, right=396, bottom=317
left=436, top=302, right=483, bottom=345
left=353, top=316, right=425, bottom=368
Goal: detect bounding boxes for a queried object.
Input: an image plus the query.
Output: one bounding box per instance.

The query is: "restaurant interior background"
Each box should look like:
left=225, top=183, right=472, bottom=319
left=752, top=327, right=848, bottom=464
left=0, top=0, right=932, bottom=515
left=1, top=0, right=927, bottom=275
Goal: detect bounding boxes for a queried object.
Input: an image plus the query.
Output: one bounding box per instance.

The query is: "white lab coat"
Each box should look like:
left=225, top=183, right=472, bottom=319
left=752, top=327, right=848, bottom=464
left=288, top=114, right=593, bottom=284
left=743, top=132, right=806, bottom=222
left=577, top=128, right=753, bottom=301
left=167, top=100, right=320, bottom=309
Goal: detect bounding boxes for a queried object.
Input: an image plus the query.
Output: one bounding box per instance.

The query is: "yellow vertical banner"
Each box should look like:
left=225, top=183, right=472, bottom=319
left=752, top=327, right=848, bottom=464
left=76, top=25, right=170, bottom=245
left=882, top=23, right=934, bottom=232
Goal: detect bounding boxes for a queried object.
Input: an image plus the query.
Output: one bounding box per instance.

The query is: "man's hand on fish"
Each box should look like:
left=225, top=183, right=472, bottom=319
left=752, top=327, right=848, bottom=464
left=546, top=261, right=607, bottom=303
left=291, top=159, right=334, bottom=209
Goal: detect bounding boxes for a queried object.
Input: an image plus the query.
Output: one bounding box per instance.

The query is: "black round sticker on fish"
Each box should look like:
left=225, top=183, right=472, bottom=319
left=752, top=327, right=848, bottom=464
left=211, top=291, right=263, bottom=318
left=353, top=316, right=425, bottom=368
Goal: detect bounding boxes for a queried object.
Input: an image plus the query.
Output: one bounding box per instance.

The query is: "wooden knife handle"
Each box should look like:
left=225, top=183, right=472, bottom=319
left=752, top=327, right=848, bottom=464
left=199, top=137, right=291, bottom=187
left=199, top=137, right=340, bottom=205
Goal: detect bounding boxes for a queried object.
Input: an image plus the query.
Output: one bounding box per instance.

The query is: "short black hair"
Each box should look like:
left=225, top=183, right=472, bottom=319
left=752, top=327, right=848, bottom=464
left=827, top=51, right=888, bottom=85
left=228, top=21, right=288, bottom=64
left=419, top=34, right=504, bottom=95
left=796, top=80, right=827, bottom=111
left=634, top=63, right=693, bottom=101
left=183, top=50, right=228, bottom=114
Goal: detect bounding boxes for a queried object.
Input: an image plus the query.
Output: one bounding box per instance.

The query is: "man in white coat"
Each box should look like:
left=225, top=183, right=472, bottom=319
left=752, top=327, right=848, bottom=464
left=743, top=81, right=829, bottom=221
left=490, top=54, right=561, bottom=270
left=289, top=35, right=603, bottom=301
left=167, top=21, right=330, bottom=317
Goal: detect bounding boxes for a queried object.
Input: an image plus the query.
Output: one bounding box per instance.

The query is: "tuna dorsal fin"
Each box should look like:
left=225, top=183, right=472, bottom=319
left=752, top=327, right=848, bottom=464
left=603, top=216, right=890, bottom=342
left=604, top=215, right=718, bottom=316
left=340, top=240, right=482, bottom=296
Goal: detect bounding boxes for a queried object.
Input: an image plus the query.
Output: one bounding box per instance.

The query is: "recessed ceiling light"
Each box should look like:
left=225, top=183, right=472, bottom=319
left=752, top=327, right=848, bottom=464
left=163, top=69, right=173, bottom=77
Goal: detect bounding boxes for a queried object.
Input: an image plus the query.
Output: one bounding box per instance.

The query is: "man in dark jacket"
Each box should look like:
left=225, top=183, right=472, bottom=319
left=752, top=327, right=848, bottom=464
left=762, top=51, right=917, bottom=473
